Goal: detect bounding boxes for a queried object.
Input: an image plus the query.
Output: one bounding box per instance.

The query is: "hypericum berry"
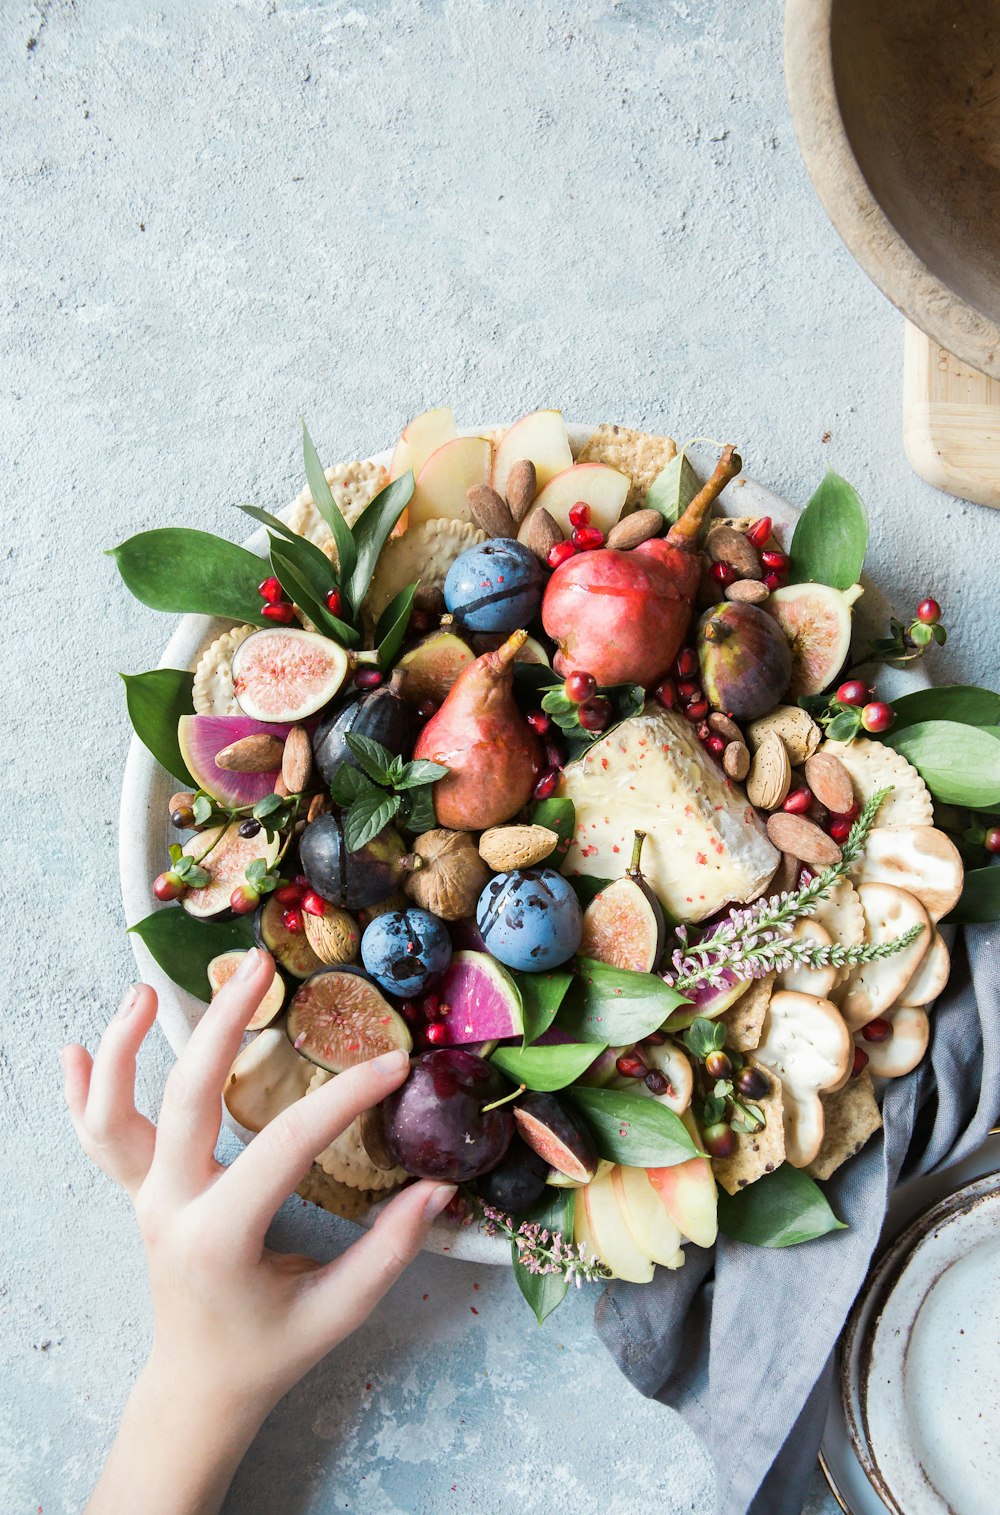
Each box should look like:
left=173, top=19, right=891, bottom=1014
left=861, top=701, right=895, bottom=733
left=547, top=540, right=577, bottom=569
left=851, top=1046, right=870, bottom=1078
left=526, top=709, right=550, bottom=736
left=644, top=1069, right=670, bottom=1096
left=710, top=561, right=738, bottom=587
left=685, top=698, right=709, bottom=722
left=325, top=588, right=343, bottom=616
left=238, top=817, right=262, bottom=839
left=762, top=571, right=783, bottom=593
left=616, top=1052, right=648, bottom=1080
left=916, top=597, right=941, bottom=625
left=985, top=826, right=1000, bottom=855
left=568, top=501, right=591, bottom=529
left=415, top=699, right=438, bottom=722
left=783, top=786, right=812, bottom=815
left=653, top=678, right=678, bottom=710
left=282, top=906, right=303, bottom=933
left=533, top=768, right=559, bottom=801
left=230, top=884, right=260, bottom=914
left=674, top=646, right=699, bottom=680
left=354, top=667, right=384, bottom=690
left=760, top=549, right=788, bottom=572
left=735, top=1065, right=770, bottom=1101
left=862, top=1017, right=893, bottom=1043
left=564, top=670, right=597, bottom=703
left=170, top=805, right=196, bottom=830
left=702, top=1123, right=737, bottom=1159
left=828, top=816, right=853, bottom=844
left=262, top=601, right=296, bottom=625
left=705, top=734, right=726, bottom=758
left=836, top=679, right=872, bottom=707
left=572, top=525, right=605, bottom=551
left=153, top=871, right=185, bottom=902
left=677, top=679, right=701, bottom=700
left=704, top=1049, right=732, bottom=1081
left=746, top=516, right=772, bottom=548
left=642, top=1029, right=666, bottom=1046
left=275, top=883, right=303, bottom=906
left=424, top=1021, right=448, bottom=1046
left=578, top=696, right=612, bottom=733
left=301, top=890, right=327, bottom=917
left=258, top=576, right=283, bottom=603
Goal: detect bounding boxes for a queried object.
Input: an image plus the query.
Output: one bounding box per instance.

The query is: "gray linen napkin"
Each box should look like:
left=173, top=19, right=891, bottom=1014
left=595, top=921, right=1000, bottom=1515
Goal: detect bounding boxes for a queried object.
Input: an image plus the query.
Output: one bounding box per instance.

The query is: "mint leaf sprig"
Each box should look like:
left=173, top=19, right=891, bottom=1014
left=329, top=733, right=448, bottom=851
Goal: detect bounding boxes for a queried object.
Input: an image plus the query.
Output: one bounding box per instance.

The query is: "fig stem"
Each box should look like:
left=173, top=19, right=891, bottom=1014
left=480, top=1083, right=526, bottom=1114
left=627, top=829, right=646, bottom=877
left=665, top=444, right=742, bottom=551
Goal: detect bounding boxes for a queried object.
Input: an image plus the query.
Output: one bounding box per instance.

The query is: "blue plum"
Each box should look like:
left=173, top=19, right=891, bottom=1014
left=444, top=539, right=545, bottom=634
left=360, top=908, right=452, bottom=998
left=476, top=867, right=583, bottom=972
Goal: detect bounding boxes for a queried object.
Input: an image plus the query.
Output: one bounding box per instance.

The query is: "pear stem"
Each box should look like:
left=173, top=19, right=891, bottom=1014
left=480, top=1083, right=526, bottom=1114
left=665, top=444, right=742, bottom=551
left=485, top=628, right=529, bottom=676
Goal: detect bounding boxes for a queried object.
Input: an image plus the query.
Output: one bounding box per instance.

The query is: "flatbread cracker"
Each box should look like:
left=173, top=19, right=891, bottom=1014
left=819, top=739, right=934, bottom=828
left=367, top=517, right=486, bottom=622
left=712, top=1059, right=785, bottom=1194
left=284, top=458, right=390, bottom=553
left=192, top=624, right=257, bottom=715
left=804, top=1071, right=882, bottom=1181
left=296, top=1162, right=396, bottom=1221
left=316, top=1117, right=409, bottom=1192
left=575, top=424, right=677, bottom=511
left=719, top=973, right=775, bottom=1052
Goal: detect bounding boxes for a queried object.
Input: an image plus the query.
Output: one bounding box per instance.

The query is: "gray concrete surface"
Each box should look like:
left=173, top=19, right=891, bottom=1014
left=4, top=1, right=999, bottom=1512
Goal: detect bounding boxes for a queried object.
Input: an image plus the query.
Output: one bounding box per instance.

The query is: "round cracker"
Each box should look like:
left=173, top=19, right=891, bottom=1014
left=899, top=929, right=951, bottom=1007
left=192, top=624, right=257, bottom=715
left=808, top=877, right=866, bottom=986
left=820, top=739, right=934, bottom=828
left=316, top=1116, right=409, bottom=1193
left=367, top=517, right=487, bottom=622
left=858, top=1004, right=929, bottom=1078
left=850, top=825, right=963, bottom=922
left=838, top=883, right=931, bottom=1030
left=775, top=919, right=838, bottom=998
left=284, top=458, right=390, bottom=552
left=296, top=1162, right=398, bottom=1221
left=754, top=990, right=852, bottom=1167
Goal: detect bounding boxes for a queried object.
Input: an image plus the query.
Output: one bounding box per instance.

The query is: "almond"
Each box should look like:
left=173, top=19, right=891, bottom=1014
left=467, top=483, right=516, bottom=539
left=725, top=578, right=769, bottom=605
left=214, top=734, right=285, bottom=772
left=723, top=740, right=751, bottom=781
left=281, top=726, right=313, bottom=795
left=307, top=792, right=329, bottom=824
left=478, top=824, right=559, bottom=871
left=518, top=506, right=563, bottom=562
left=708, top=711, right=743, bottom=745
left=746, top=730, right=792, bottom=811
left=606, top=509, right=663, bottom=550
left=303, top=906, right=360, bottom=966
left=505, top=459, right=537, bottom=524
left=707, top=523, right=762, bottom=578
left=766, top=813, right=843, bottom=869
left=747, top=705, right=822, bottom=766
left=804, top=752, right=855, bottom=815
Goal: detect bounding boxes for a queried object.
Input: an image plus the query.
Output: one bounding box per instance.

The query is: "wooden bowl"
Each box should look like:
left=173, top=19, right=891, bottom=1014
left=785, top=0, right=1000, bottom=378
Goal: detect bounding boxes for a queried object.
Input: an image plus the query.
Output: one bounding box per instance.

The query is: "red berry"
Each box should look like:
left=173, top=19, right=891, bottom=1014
left=153, top=871, right=184, bottom=902
left=685, top=698, right=709, bottom=722
left=424, top=1022, right=448, bottom=1046
left=533, top=768, right=559, bottom=800
left=568, top=501, right=591, bottom=528
left=354, top=667, right=384, bottom=690
left=674, top=646, right=698, bottom=680
left=746, top=516, right=773, bottom=548
left=761, top=549, right=788, bottom=572
left=275, top=883, right=303, bottom=906
left=828, top=817, right=853, bottom=843
left=526, top=709, right=550, bottom=735
left=415, top=699, right=438, bottom=722
left=230, top=884, right=260, bottom=914
left=301, top=890, right=327, bottom=917
left=916, top=597, right=941, bottom=625
left=544, top=737, right=564, bottom=771
left=547, top=540, right=577, bottom=569
left=710, top=561, right=738, bottom=587
left=258, top=576, right=283, bottom=603
left=325, top=588, right=342, bottom=616
left=564, top=671, right=597, bottom=703
left=399, top=1000, right=421, bottom=1026
left=643, top=1030, right=666, bottom=1046
left=783, top=786, right=813, bottom=815
left=862, top=1017, right=893, bottom=1043
left=616, top=1052, right=647, bottom=1080
left=677, top=679, right=701, bottom=700
left=282, top=906, right=303, bottom=933
left=644, top=1069, right=670, bottom=1096
left=762, top=571, right=783, bottom=593
left=262, top=601, right=295, bottom=624
left=851, top=1046, right=870, bottom=1078
left=572, top=525, right=605, bottom=551
left=702, top=1123, right=737, bottom=1159
left=704, top=1049, right=732, bottom=1081
left=422, top=992, right=445, bottom=1021
left=653, top=678, right=678, bottom=710
left=985, top=827, right=1000, bottom=855
left=861, top=701, right=895, bottom=734
left=705, top=734, right=726, bottom=758
left=578, top=696, right=612, bottom=732
left=836, top=679, right=872, bottom=707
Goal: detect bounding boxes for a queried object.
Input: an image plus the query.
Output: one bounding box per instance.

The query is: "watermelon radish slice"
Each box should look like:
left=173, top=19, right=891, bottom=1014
left=177, top=714, right=291, bottom=806
left=435, top=951, right=523, bottom=1045
left=183, top=822, right=280, bottom=918
left=232, top=628, right=349, bottom=721
left=207, top=949, right=286, bottom=1028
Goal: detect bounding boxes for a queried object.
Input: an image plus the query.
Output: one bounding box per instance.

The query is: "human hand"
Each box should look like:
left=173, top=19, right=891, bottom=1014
left=62, top=947, right=452, bottom=1515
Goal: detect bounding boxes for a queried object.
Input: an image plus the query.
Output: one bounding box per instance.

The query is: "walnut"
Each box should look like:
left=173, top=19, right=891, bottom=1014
left=403, top=830, right=492, bottom=920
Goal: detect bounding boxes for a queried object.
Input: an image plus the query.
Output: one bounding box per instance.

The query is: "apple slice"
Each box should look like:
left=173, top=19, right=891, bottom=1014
left=407, top=435, right=493, bottom=528
left=389, top=407, right=457, bottom=482
left=492, top=409, right=572, bottom=499
left=646, top=1111, right=718, bottom=1248
left=613, top=1164, right=685, bottom=1268
left=533, top=463, right=630, bottom=535
left=583, top=1168, right=655, bottom=1282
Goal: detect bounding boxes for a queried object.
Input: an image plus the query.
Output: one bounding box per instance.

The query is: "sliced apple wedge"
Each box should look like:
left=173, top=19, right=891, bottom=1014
left=583, top=1168, right=655, bottom=1282
left=613, top=1165, right=685, bottom=1267
left=533, top=463, right=630, bottom=535
left=389, top=406, right=457, bottom=482
left=407, top=435, right=493, bottom=528
left=646, top=1112, right=718, bottom=1248
left=492, top=409, right=572, bottom=499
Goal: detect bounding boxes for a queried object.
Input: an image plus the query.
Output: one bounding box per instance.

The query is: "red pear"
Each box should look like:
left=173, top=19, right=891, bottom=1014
left=542, top=446, right=742, bottom=687
left=413, top=629, right=543, bottom=831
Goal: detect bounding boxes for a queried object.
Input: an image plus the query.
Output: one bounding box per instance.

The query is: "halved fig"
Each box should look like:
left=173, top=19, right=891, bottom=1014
left=579, top=831, right=665, bottom=973
left=224, top=1027, right=314, bottom=1132
left=231, top=628, right=349, bottom=721
left=183, top=822, right=280, bottom=918
left=208, top=949, right=286, bottom=1029
left=513, top=1091, right=599, bottom=1183
left=177, top=714, right=290, bottom=806
left=396, top=630, right=476, bottom=705
left=253, top=894, right=324, bottom=979
left=299, top=812, right=415, bottom=909
left=286, top=966, right=413, bottom=1072
left=765, top=583, right=861, bottom=698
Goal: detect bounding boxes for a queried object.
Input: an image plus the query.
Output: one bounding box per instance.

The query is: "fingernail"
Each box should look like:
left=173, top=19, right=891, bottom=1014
left=423, top=1183, right=457, bottom=1220
left=115, top=985, right=141, bottom=1020
left=234, top=948, right=263, bottom=982
left=373, top=1048, right=410, bottom=1074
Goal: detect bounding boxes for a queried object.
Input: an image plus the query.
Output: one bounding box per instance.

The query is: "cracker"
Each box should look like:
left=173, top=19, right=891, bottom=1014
left=849, top=825, right=963, bottom=923
left=820, top=739, right=934, bottom=828
left=900, top=928, right=950, bottom=1006
left=192, top=624, right=257, bottom=715
left=860, top=1004, right=929, bottom=1078
left=719, top=972, right=775, bottom=1052
left=316, top=1116, right=409, bottom=1192
left=367, top=517, right=486, bottom=622
left=804, top=1070, right=882, bottom=1181
left=575, top=424, right=677, bottom=511
left=808, top=877, right=866, bottom=987
left=284, top=458, right=390, bottom=554
left=775, top=919, right=837, bottom=999
left=712, top=1059, right=785, bottom=1194
left=837, top=883, right=931, bottom=1030
left=296, top=1162, right=395, bottom=1221
left=754, top=990, right=853, bottom=1167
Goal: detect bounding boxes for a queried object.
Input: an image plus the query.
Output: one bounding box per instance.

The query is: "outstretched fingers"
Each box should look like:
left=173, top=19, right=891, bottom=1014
left=61, top=983, right=160, bottom=1194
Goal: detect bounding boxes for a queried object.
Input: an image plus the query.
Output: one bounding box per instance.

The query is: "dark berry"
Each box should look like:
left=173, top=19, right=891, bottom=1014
left=415, top=699, right=438, bottom=722
left=170, top=805, right=195, bottom=830
left=735, top=1066, right=769, bottom=1100
left=354, top=667, right=384, bottom=690
left=238, top=817, right=262, bottom=839
left=916, top=598, right=941, bottom=625
left=578, top=696, right=612, bottom=732
left=862, top=1017, right=893, bottom=1043
left=702, top=1122, right=737, bottom=1159
left=836, top=679, right=872, bottom=707
left=644, top=1069, right=670, bottom=1096
left=861, top=701, right=894, bottom=734
left=704, top=1049, right=732, bottom=1081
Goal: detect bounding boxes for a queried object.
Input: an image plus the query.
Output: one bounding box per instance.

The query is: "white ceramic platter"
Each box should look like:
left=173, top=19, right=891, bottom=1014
left=118, top=426, right=925, bottom=1261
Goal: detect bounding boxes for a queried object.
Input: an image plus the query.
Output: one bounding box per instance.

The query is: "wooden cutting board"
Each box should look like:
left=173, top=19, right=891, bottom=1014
left=903, top=322, right=1000, bottom=509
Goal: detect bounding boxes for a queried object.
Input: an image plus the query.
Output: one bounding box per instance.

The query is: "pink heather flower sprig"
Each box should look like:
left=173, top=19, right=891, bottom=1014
left=478, top=1203, right=611, bottom=1286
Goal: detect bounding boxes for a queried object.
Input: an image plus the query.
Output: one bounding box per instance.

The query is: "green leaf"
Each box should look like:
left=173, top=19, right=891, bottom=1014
left=565, top=1086, right=699, bottom=1167
left=716, top=1163, right=847, bottom=1248
left=682, top=1017, right=728, bottom=1060
left=397, top=759, right=449, bottom=790
left=513, top=663, right=561, bottom=703
left=375, top=581, right=418, bottom=668
left=492, top=1040, right=603, bottom=1092
left=330, top=765, right=378, bottom=807
left=108, top=528, right=270, bottom=624
left=943, top=865, right=1000, bottom=925
left=530, top=797, right=576, bottom=871
left=888, top=685, right=1000, bottom=733
left=344, top=790, right=401, bottom=851
left=887, top=721, right=1000, bottom=808
left=514, top=969, right=573, bottom=1047
left=788, top=471, right=868, bottom=590
left=128, top=909, right=256, bottom=1002
left=253, top=793, right=285, bottom=818
left=347, top=471, right=415, bottom=612
left=239, top=504, right=339, bottom=596
left=301, top=422, right=357, bottom=595
left=344, top=732, right=395, bottom=786
left=120, top=669, right=196, bottom=784
left=401, top=786, right=437, bottom=834
left=826, top=710, right=862, bottom=743
left=558, top=958, right=690, bottom=1044
left=268, top=540, right=358, bottom=646
left=645, top=446, right=701, bottom=526
left=512, top=1189, right=574, bottom=1325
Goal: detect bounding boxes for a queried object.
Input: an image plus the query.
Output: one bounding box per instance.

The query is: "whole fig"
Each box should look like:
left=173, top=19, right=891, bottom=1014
left=696, top=602, right=793, bottom=721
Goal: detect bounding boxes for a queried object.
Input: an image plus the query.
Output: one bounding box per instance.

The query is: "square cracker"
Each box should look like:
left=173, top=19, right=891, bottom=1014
left=296, top=1162, right=401, bottom=1221
left=719, top=973, right=775, bottom=1053
left=575, top=424, right=677, bottom=510
left=804, top=1071, right=883, bottom=1181
left=713, top=1059, right=786, bottom=1195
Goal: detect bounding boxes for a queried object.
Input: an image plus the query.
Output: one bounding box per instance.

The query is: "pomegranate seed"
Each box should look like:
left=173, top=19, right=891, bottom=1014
left=695, top=721, right=711, bottom=742
left=828, top=817, right=853, bottom=843
left=282, top=907, right=303, bottom=933
left=547, top=540, right=577, bottom=569
left=710, top=561, right=738, bottom=586
left=544, top=737, right=564, bottom=770
left=746, top=516, right=772, bottom=548
left=783, top=785, right=812, bottom=815
left=275, top=883, right=304, bottom=906
left=533, top=768, right=559, bottom=800
left=354, top=667, right=384, bottom=690
left=424, top=1022, right=448, bottom=1045
left=762, top=571, right=783, bottom=593
left=568, top=501, right=591, bottom=528
left=616, top=1052, right=648, bottom=1079
left=572, top=525, right=605, bottom=551
left=578, top=696, right=611, bottom=732
left=685, top=698, right=709, bottom=722
left=705, top=734, right=726, bottom=757
left=643, top=1030, right=666, bottom=1046
left=644, top=1069, right=670, bottom=1096
left=258, top=576, right=283, bottom=603
left=325, top=588, right=343, bottom=616
left=564, top=671, right=597, bottom=703
left=230, top=885, right=260, bottom=914
left=677, top=679, right=701, bottom=700
left=674, top=647, right=698, bottom=679
left=301, top=890, right=327, bottom=917
left=653, top=678, right=678, bottom=710
left=526, top=709, right=550, bottom=735
left=861, top=701, right=895, bottom=734
left=840, top=802, right=860, bottom=822
left=862, top=1017, right=893, bottom=1043
left=262, top=601, right=295, bottom=624
left=153, top=871, right=184, bottom=902
left=422, top=992, right=447, bottom=1021
left=985, top=827, right=1000, bottom=855
left=851, top=1046, right=870, bottom=1078
left=415, top=699, right=438, bottom=722
left=761, top=549, right=788, bottom=571
left=399, top=1000, right=421, bottom=1026
left=836, top=679, right=872, bottom=707
left=916, top=597, right=941, bottom=625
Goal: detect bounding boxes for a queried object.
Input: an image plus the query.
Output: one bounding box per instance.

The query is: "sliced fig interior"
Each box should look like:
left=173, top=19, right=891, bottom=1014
left=579, top=831, right=665, bottom=973
left=513, top=1091, right=598, bottom=1184
left=208, top=949, right=286, bottom=1029
left=286, top=967, right=413, bottom=1072
left=253, top=894, right=324, bottom=980
left=183, top=823, right=280, bottom=919
left=231, top=628, right=349, bottom=722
